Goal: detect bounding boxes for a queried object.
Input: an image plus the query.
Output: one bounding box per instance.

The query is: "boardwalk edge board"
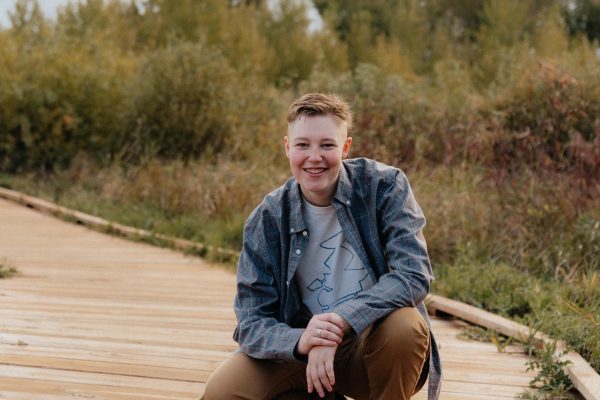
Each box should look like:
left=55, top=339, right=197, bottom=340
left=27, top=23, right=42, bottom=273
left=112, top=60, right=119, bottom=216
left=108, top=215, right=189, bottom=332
left=426, top=294, right=600, bottom=400
left=2, top=185, right=598, bottom=399
left=0, top=186, right=238, bottom=258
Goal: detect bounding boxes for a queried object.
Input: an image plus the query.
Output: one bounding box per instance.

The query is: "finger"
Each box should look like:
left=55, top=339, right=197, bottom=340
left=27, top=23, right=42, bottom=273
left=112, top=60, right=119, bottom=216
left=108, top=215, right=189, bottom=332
left=318, top=363, right=333, bottom=392
left=311, top=364, right=325, bottom=398
left=313, top=326, right=341, bottom=342
left=317, top=313, right=346, bottom=331
left=306, top=366, right=313, bottom=394
left=309, top=317, right=345, bottom=340
left=328, top=313, right=348, bottom=331
left=311, top=324, right=343, bottom=342
left=318, top=327, right=343, bottom=343
left=319, top=321, right=344, bottom=338
left=326, top=359, right=335, bottom=387
left=311, top=337, right=338, bottom=348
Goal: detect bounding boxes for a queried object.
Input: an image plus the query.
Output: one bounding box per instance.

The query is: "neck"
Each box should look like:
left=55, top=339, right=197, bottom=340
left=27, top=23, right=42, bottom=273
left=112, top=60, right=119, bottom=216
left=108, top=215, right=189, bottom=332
left=300, top=186, right=336, bottom=207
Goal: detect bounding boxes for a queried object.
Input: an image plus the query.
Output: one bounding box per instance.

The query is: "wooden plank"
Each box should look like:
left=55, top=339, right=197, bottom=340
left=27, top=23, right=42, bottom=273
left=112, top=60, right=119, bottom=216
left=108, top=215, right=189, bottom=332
left=0, top=318, right=235, bottom=339
left=563, top=350, right=600, bottom=400
left=0, top=347, right=222, bottom=372
left=441, top=369, right=532, bottom=386
left=0, top=309, right=236, bottom=330
left=0, top=303, right=236, bottom=320
left=414, top=393, right=515, bottom=400
left=1, top=365, right=204, bottom=392
left=0, top=327, right=238, bottom=351
left=0, top=377, right=200, bottom=400
left=0, top=333, right=235, bottom=359
left=0, top=354, right=210, bottom=382
left=434, top=379, right=525, bottom=397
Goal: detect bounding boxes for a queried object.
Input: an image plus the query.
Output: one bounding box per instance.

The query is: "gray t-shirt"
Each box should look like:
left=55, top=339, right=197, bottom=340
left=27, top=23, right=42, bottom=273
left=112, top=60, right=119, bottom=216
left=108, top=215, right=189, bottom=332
left=295, top=198, right=375, bottom=315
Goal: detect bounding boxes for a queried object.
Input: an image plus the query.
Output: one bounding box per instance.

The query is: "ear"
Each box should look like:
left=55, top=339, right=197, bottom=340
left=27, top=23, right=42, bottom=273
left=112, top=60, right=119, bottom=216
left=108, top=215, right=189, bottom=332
left=284, top=135, right=290, bottom=158
left=341, top=136, right=352, bottom=158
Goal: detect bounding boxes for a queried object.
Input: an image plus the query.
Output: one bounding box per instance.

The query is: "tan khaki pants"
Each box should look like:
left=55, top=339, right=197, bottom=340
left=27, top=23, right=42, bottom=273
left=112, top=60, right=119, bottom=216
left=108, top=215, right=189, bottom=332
left=202, top=307, right=430, bottom=400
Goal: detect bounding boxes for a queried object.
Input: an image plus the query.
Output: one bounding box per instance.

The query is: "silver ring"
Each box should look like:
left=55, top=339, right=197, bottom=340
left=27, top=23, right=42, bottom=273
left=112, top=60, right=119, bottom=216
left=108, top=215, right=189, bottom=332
left=316, top=329, right=322, bottom=338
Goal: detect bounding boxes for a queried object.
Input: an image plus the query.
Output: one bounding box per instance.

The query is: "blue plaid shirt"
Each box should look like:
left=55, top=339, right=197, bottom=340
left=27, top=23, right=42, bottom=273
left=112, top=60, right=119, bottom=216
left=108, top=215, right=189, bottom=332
left=233, top=157, right=441, bottom=400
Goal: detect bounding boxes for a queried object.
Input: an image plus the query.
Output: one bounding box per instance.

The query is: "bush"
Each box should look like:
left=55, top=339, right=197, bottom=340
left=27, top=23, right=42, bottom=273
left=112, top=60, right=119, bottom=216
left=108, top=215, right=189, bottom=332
left=121, top=43, right=239, bottom=161
left=0, top=13, right=134, bottom=172
left=301, top=63, right=489, bottom=168
left=492, top=62, right=600, bottom=178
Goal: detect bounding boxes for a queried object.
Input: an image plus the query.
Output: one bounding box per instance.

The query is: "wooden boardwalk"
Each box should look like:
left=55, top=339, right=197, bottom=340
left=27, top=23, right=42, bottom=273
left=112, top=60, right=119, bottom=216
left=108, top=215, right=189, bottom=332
left=0, top=197, right=539, bottom=399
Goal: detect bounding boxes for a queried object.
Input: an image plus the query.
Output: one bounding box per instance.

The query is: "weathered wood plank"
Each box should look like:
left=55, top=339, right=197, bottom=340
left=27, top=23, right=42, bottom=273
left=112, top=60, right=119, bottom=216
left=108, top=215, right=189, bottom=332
left=0, top=377, right=200, bottom=400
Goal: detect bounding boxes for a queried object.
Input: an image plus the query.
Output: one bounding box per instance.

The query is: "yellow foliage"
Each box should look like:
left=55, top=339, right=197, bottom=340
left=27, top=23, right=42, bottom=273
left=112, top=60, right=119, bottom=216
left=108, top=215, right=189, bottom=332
left=373, top=36, right=416, bottom=80
left=533, top=5, right=569, bottom=59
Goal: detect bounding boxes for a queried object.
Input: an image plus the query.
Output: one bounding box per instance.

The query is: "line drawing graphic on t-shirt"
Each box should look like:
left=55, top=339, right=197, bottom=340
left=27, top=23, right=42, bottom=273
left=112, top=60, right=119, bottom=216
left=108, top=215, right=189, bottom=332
left=306, top=231, right=373, bottom=312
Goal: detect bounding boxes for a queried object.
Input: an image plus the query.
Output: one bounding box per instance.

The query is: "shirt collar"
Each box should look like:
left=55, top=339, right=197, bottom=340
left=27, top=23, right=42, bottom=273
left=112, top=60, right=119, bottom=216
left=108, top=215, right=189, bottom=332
left=333, top=160, right=353, bottom=207
left=288, top=180, right=306, bottom=234
left=288, top=161, right=353, bottom=235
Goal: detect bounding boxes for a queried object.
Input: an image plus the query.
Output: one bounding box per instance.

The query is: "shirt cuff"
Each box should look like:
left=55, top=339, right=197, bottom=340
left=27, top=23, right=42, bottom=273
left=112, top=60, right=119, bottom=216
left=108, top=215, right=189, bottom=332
left=279, top=327, right=305, bottom=363
left=332, top=301, right=371, bottom=336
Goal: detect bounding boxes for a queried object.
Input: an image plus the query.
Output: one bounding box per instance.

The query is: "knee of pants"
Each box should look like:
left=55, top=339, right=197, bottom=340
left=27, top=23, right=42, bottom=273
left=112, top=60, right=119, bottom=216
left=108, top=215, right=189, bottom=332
left=364, top=307, right=429, bottom=356
left=201, top=354, right=246, bottom=400
left=201, top=373, right=230, bottom=400
left=201, top=353, right=307, bottom=400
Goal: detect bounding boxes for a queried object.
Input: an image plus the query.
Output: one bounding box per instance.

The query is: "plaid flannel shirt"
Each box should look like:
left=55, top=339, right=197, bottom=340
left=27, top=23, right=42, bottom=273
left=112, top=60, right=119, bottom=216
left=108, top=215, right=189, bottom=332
left=233, top=157, right=441, bottom=400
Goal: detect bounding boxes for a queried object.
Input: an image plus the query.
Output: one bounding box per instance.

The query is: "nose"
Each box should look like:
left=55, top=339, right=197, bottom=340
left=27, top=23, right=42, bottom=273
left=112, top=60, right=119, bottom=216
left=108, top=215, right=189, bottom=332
left=307, top=147, right=323, bottom=162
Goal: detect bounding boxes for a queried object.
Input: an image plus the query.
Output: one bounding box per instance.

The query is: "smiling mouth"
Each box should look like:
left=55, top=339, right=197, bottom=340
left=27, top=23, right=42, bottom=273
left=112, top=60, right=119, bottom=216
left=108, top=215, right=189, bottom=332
left=304, top=168, right=326, bottom=174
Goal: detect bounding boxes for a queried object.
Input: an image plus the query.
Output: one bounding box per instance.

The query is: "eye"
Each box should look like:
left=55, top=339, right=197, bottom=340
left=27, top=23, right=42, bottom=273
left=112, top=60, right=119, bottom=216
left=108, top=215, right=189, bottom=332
left=322, top=143, right=337, bottom=149
left=295, top=143, right=309, bottom=149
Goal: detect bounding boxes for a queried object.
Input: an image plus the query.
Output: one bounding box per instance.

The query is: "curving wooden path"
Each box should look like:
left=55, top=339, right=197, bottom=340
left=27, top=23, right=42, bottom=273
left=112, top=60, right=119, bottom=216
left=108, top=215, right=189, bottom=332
left=0, top=197, right=541, bottom=399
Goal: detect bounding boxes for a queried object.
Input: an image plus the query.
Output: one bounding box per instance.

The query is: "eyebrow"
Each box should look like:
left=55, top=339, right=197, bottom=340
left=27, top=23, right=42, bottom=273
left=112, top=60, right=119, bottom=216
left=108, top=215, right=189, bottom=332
left=292, top=137, right=337, bottom=142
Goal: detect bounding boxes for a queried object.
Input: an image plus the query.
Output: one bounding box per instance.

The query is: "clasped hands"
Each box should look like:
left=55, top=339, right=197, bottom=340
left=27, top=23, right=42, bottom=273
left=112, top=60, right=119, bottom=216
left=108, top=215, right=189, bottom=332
left=296, top=313, right=351, bottom=398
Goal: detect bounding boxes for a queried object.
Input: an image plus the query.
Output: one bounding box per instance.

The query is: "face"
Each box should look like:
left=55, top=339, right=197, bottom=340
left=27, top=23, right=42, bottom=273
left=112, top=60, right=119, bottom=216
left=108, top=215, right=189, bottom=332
left=285, top=114, right=352, bottom=206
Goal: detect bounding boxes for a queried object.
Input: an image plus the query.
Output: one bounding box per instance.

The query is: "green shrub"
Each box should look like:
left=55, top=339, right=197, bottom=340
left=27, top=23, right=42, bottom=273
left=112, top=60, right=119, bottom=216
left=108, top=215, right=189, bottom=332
left=121, top=42, right=238, bottom=161
left=301, top=63, right=487, bottom=168
left=0, top=17, right=134, bottom=172
left=519, top=342, right=574, bottom=399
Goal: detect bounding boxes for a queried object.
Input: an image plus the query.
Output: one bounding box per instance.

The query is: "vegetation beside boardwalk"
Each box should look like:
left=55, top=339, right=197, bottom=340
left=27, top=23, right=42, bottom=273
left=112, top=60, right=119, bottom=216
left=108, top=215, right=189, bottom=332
left=0, top=0, right=599, bottom=375
left=0, top=257, right=17, bottom=278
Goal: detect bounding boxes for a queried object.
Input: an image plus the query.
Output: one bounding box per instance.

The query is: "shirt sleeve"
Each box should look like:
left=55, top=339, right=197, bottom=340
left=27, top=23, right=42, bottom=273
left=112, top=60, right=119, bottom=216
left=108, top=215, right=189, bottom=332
left=331, top=170, right=433, bottom=335
left=233, top=210, right=304, bottom=362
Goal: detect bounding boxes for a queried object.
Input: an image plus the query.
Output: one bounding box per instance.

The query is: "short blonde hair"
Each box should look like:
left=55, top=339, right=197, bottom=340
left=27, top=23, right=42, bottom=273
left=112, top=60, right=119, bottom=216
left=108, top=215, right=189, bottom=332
left=287, top=93, right=353, bottom=131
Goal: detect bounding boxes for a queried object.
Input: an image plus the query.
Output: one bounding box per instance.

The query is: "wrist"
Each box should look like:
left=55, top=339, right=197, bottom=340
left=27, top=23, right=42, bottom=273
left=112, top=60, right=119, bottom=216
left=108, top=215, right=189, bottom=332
left=296, top=333, right=309, bottom=355
left=294, top=341, right=309, bottom=361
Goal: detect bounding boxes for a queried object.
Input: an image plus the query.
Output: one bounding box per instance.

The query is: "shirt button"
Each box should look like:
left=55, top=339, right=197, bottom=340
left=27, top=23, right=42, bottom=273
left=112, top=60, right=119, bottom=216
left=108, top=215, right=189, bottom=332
left=302, top=231, right=308, bottom=237
left=290, top=228, right=295, bottom=233
left=295, top=249, right=301, bottom=255
left=286, top=280, right=289, bottom=286
left=346, top=200, right=351, bottom=205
